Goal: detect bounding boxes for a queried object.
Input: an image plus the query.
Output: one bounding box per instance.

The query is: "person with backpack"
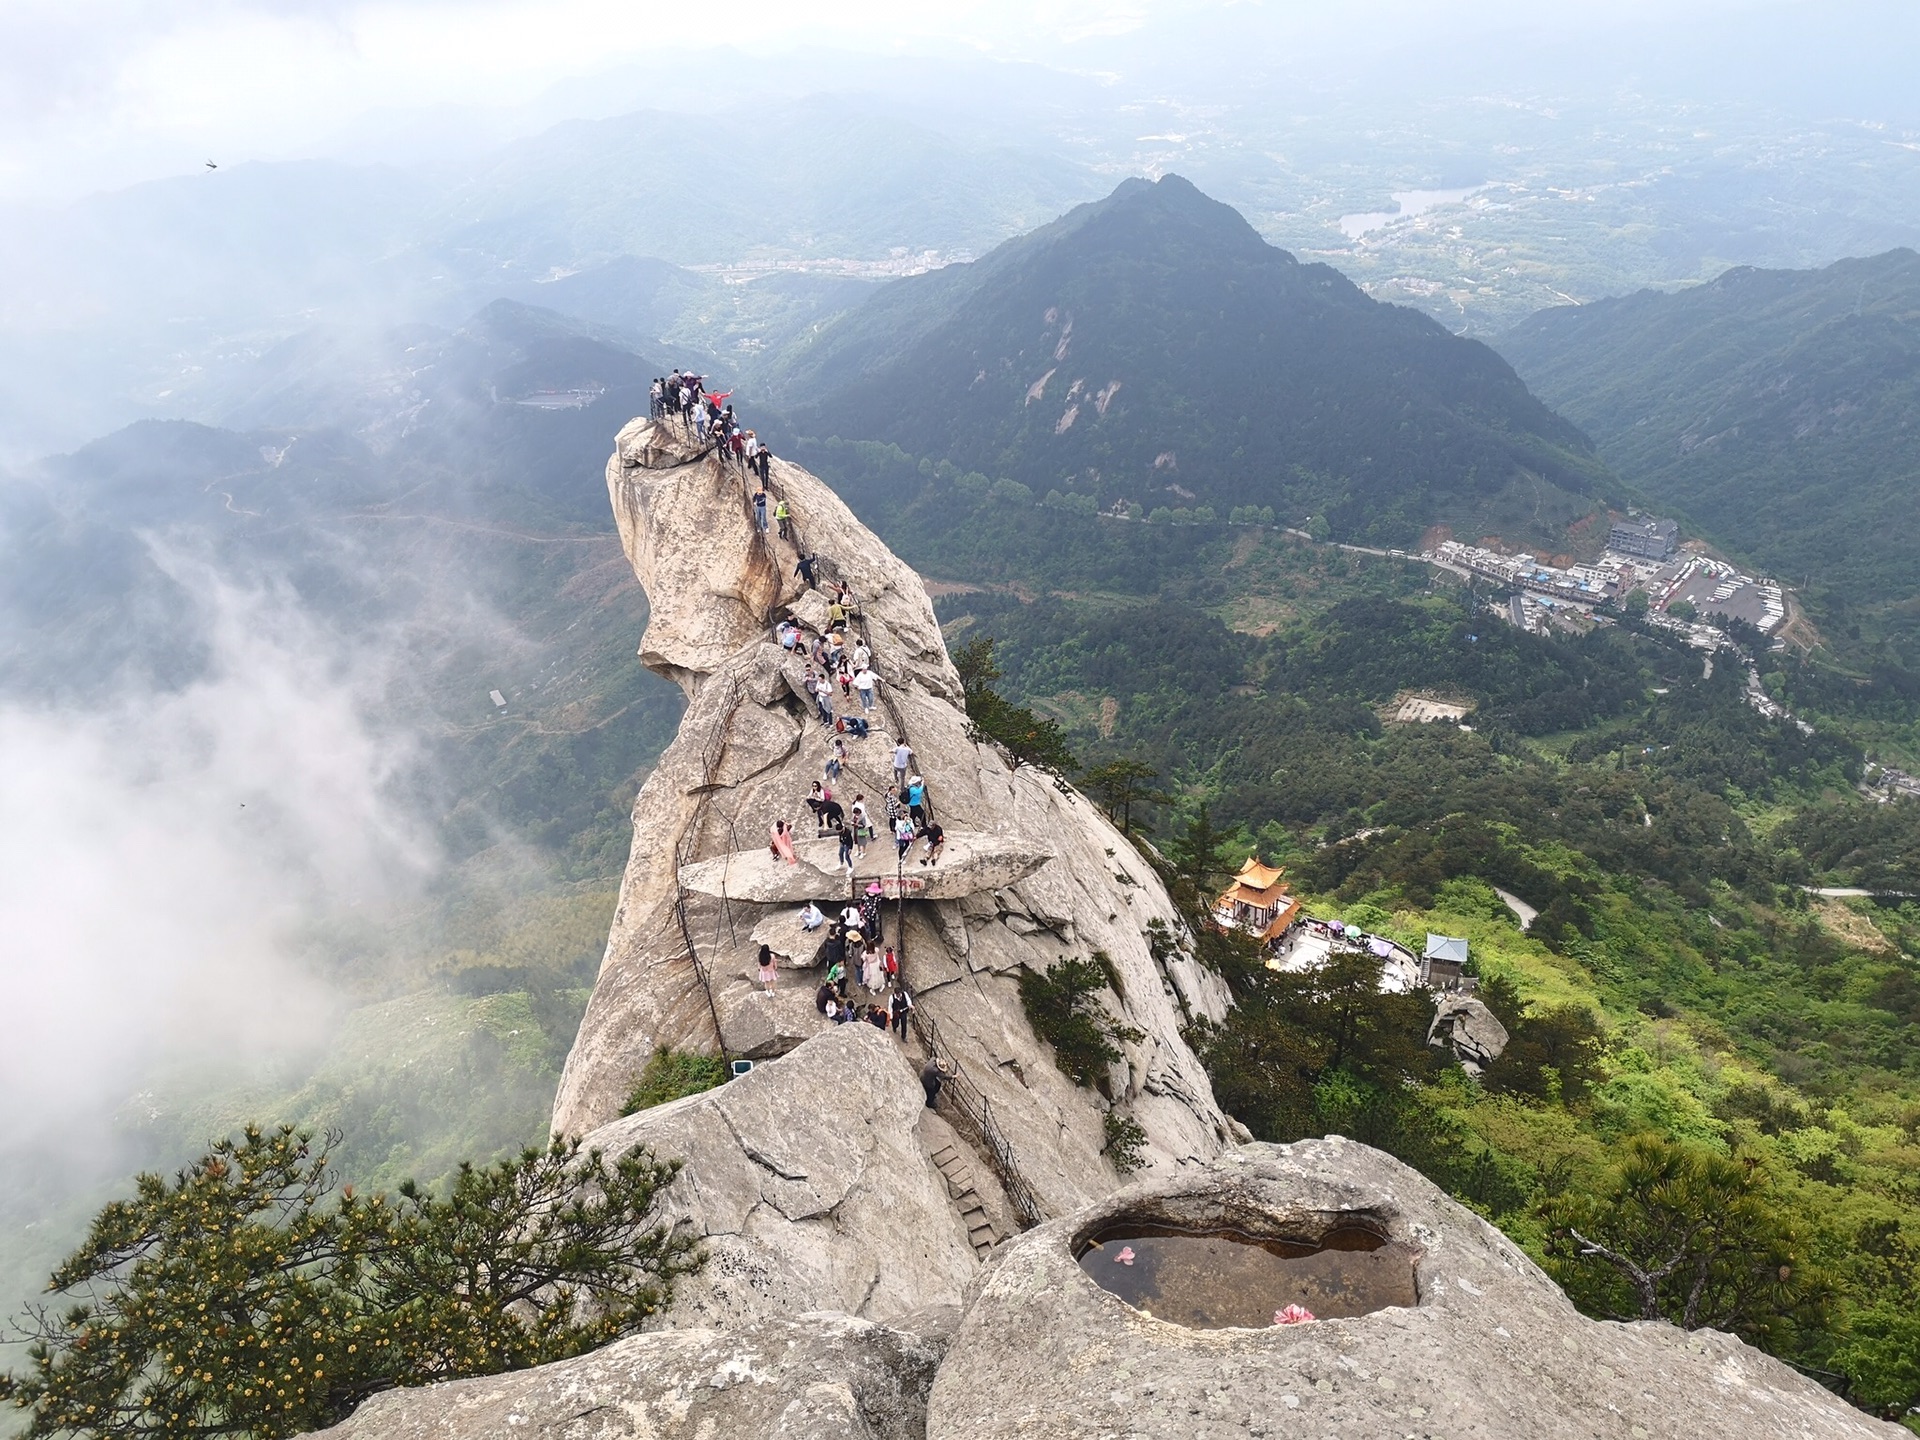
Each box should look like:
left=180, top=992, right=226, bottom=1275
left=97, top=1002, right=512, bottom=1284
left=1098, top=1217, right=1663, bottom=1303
left=894, top=813, right=917, bottom=860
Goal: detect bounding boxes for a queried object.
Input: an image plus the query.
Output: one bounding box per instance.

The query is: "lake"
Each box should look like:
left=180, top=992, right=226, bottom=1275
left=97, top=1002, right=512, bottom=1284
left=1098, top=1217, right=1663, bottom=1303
left=1339, top=186, right=1484, bottom=239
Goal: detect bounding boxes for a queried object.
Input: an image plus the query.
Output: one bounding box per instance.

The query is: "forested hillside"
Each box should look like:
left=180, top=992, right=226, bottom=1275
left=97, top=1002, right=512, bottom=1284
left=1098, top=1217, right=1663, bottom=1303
left=919, top=505, right=1920, bottom=1416
left=774, top=175, right=1619, bottom=551
left=1497, top=249, right=1920, bottom=660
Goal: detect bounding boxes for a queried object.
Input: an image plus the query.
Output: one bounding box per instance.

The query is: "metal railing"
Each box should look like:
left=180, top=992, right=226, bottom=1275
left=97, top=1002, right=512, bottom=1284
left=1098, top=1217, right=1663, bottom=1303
left=671, top=668, right=743, bottom=1061
left=909, top=1003, right=1046, bottom=1229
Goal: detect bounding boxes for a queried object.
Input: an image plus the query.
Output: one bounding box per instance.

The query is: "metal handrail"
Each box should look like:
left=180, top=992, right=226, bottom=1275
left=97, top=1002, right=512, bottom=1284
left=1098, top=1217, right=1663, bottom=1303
left=672, top=669, right=743, bottom=1060
left=910, top=1003, right=1046, bottom=1229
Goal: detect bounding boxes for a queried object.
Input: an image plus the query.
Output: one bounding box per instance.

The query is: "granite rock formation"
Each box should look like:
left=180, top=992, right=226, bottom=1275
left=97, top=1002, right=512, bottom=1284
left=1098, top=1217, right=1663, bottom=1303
left=583, top=1025, right=981, bottom=1329
left=552, top=416, right=1235, bottom=1216
left=309, top=1308, right=954, bottom=1440
left=928, top=1137, right=1899, bottom=1439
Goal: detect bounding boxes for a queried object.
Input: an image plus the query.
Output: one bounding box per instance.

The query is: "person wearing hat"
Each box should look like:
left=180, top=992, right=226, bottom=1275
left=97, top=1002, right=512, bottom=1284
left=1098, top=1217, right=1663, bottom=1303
left=860, top=884, right=885, bottom=946
left=907, top=774, right=927, bottom=827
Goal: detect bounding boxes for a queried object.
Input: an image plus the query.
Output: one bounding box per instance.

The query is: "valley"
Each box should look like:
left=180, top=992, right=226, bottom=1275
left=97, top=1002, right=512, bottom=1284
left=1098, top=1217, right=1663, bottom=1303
left=6, top=22, right=1920, bottom=1428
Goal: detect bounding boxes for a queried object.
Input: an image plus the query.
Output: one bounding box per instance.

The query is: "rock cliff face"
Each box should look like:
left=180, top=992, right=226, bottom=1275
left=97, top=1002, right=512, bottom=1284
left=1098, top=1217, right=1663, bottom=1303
left=552, top=416, right=1236, bottom=1216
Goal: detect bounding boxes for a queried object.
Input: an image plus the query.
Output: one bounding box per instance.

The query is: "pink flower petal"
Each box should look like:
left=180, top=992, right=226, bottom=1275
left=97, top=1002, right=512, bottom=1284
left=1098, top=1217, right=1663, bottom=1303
left=1115, top=1246, right=1136, bottom=1265
left=1272, top=1304, right=1317, bottom=1325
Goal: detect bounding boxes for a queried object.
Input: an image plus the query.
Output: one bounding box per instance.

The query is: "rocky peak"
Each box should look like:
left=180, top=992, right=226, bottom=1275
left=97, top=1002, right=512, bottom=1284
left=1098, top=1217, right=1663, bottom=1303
left=553, top=415, right=1235, bottom=1223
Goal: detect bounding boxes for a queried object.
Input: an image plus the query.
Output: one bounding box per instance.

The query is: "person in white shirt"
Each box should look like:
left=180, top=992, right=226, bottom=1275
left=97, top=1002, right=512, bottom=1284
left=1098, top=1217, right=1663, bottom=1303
left=854, top=666, right=877, bottom=712
left=893, top=742, right=914, bottom=788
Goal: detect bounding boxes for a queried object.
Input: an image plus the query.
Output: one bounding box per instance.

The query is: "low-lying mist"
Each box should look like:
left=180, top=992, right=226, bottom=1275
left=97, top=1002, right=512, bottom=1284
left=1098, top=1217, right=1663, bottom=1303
left=0, top=544, right=436, bottom=1155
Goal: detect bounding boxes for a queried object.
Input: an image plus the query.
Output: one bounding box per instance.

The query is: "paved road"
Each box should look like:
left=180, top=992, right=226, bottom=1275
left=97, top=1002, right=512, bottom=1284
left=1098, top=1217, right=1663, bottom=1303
left=1493, top=887, right=1537, bottom=930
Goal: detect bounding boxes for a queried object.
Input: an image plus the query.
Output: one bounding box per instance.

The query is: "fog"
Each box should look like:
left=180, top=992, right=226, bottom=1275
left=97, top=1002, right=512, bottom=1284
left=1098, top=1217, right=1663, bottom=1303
left=0, top=543, right=434, bottom=1151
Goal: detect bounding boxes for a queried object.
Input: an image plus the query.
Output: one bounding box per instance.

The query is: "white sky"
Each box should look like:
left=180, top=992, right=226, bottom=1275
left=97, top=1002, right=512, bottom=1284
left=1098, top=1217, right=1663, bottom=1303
left=0, top=0, right=1839, bottom=203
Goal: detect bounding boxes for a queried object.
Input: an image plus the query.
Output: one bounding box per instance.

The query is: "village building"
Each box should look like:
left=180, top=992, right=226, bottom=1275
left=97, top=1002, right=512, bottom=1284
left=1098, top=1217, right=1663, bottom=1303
left=1213, top=857, right=1302, bottom=945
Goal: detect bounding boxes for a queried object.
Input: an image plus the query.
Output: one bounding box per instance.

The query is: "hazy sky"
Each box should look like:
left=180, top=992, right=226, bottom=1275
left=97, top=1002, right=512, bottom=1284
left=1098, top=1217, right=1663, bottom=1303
left=0, top=0, right=1847, bottom=204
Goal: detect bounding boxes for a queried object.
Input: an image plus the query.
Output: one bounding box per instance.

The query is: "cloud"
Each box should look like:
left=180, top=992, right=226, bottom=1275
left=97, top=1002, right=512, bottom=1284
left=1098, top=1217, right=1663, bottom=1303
left=0, top=542, right=436, bottom=1150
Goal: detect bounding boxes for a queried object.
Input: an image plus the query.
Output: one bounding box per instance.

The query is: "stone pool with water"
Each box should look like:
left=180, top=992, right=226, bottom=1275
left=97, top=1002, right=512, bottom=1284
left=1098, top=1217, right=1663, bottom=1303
left=1075, top=1221, right=1419, bottom=1328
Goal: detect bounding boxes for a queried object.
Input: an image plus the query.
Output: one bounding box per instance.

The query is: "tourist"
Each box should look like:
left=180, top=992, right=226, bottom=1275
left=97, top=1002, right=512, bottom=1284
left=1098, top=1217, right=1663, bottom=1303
left=907, top=774, right=927, bottom=826
left=852, top=638, right=871, bottom=672
left=919, top=822, right=946, bottom=867
left=920, top=1057, right=946, bottom=1108
left=846, top=927, right=866, bottom=976
left=805, top=781, right=829, bottom=828
left=850, top=795, right=871, bottom=854
left=882, top=946, right=899, bottom=987
left=894, top=813, right=917, bottom=859
left=757, top=944, right=778, bottom=995
left=794, top=553, right=819, bottom=589
left=889, top=985, right=913, bottom=1040
left=819, top=795, right=846, bottom=831
left=814, top=981, right=836, bottom=1014
left=774, top=498, right=791, bottom=539
left=861, top=944, right=883, bottom=992
left=769, top=819, right=798, bottom=866
left=799, top=900, right=825, bottom=931
left=860, top=883, right=885, bottom=945
left=854, top=665, right=877, bottom=712
left=836, top=820, right=855, bottom=875
left=865, top=1003, right=890, bottom=1033
left=827, top=956, right=848, bottom=999
left=753, top=489, right=769, bottom=532
left=893, top=740, right=914, bottom=788
left=827, top=737, right=847, bottom=784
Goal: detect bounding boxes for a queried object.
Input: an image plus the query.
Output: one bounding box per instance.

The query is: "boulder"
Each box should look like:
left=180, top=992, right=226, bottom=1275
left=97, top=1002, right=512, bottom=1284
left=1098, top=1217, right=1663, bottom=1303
left=554, top=417, right=1236, bottom=1216
left=586, top=1025, right=981, bottom=1329
left=309, top=1308, right=953, bottom=1440
left=927, top=1137, right=1897, bottom=1439
left=1428, top=992, right=1510, bottom=1075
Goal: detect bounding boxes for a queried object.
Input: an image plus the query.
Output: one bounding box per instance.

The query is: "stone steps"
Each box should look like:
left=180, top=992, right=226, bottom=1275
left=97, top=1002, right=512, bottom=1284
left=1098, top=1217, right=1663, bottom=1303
left=930, top=1141, right=999, bottom=1256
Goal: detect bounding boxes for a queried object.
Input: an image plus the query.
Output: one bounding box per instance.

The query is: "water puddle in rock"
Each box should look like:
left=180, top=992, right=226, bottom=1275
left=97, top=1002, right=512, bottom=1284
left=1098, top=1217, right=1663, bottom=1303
left=1075, top=1221, right=1418, bottom=1328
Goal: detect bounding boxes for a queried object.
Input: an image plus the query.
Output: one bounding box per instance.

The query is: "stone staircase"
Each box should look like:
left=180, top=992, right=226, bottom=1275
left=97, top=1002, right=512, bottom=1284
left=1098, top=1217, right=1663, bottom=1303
left=929, top=1138, right=1000, bottom=1257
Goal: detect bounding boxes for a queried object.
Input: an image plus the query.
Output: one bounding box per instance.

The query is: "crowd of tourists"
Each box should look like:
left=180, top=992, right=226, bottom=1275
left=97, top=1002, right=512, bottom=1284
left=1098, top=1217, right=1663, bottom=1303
left=653, top=372, right=949, bottom=1067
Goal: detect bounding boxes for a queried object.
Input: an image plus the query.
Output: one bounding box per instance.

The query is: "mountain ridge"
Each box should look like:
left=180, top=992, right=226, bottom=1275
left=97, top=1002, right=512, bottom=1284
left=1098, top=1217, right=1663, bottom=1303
left=773, top=174, right=1619, bottom=552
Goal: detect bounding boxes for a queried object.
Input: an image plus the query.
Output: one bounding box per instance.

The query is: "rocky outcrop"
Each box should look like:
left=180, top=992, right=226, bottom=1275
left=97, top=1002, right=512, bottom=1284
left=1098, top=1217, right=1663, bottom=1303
left=309, top=1308, right=954, bottom=1440
left=588, top=1025, right=980, bottom=1328
left=928, top=1137, right=1898, bottom=1439
left=553, top=417, right=1235, bottom=1220
left=1428, top=992, right=1510, bottom=1076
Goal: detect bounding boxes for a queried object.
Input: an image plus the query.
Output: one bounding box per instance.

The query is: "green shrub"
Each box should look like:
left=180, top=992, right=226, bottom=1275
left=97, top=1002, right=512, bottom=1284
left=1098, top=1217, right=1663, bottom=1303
left=1103, top=1112, right=1148, bottom=1173
left=0, top=1127, right=700, bottom=1439
left=1017, top=956, right=1141, bottom=1088
left=621, top=1048, right=729, bottom=1115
